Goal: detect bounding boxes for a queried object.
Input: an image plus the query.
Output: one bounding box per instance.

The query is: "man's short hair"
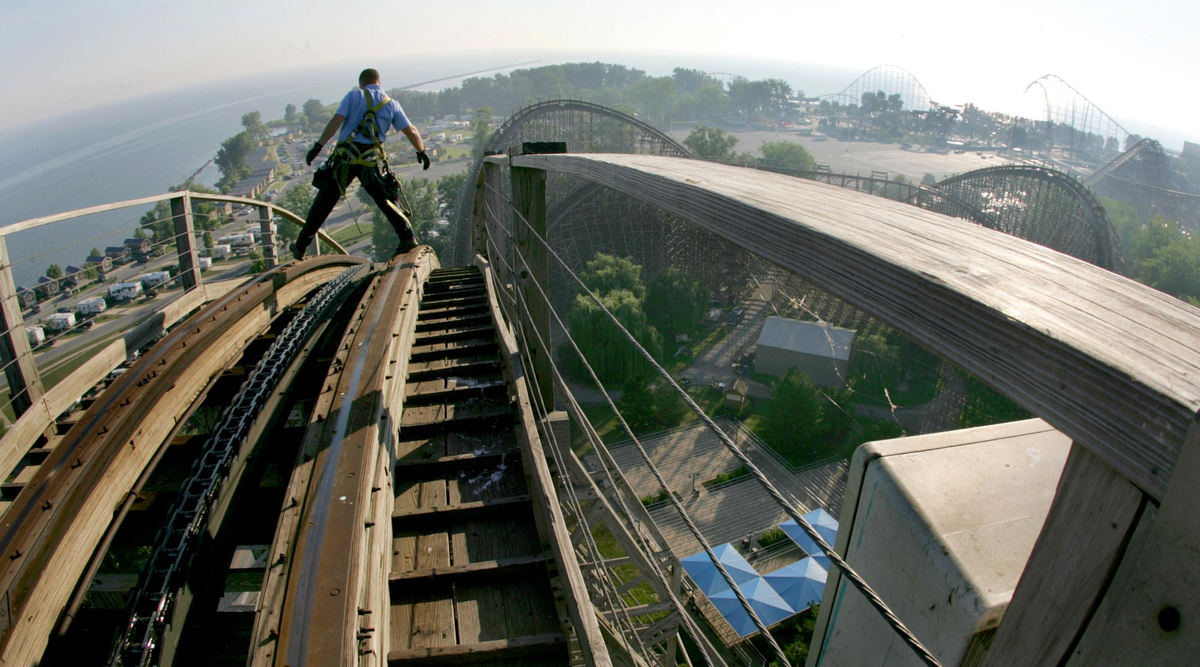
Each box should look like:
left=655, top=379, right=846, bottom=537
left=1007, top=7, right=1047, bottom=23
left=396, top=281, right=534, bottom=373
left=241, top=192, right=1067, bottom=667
left=359, top=69, right=380, bottom=86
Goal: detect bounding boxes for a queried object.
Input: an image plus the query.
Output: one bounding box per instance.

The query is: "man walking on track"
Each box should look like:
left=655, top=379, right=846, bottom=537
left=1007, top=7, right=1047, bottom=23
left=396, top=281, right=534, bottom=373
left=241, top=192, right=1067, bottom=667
left=293, top=67, right=431, bottom=260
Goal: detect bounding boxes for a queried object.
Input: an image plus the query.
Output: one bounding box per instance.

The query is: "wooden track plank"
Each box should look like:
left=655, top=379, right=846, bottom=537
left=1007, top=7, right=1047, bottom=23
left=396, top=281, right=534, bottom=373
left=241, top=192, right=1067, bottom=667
left=508, top=152, right=1200, bottom=500
left=388, top=554, right=546, bottom=585
left=387, top=632, right=567, bottom=665
left=451, top=516, right=543, bottom=566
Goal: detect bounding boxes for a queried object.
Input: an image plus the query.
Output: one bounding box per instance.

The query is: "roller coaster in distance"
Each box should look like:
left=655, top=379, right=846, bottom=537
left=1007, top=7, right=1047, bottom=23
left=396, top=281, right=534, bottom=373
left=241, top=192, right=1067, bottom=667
left=0, top=91, right=1195, bottom=666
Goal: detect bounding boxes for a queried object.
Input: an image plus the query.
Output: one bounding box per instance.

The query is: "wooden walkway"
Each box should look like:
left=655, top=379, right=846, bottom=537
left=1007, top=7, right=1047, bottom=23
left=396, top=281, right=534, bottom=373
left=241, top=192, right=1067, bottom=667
left=388, top=266, right=568, bottom=665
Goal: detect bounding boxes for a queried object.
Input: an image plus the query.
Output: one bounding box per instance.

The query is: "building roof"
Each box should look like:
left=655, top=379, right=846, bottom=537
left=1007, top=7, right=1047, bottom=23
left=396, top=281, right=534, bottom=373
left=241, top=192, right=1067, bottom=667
left=756, top=317, right=855, bottom=361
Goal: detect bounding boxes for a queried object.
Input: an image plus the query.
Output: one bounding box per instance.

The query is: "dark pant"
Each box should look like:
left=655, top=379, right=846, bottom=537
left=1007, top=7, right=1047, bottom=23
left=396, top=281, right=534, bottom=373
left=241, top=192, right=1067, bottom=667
left=297, top=163, right=414, bottom=253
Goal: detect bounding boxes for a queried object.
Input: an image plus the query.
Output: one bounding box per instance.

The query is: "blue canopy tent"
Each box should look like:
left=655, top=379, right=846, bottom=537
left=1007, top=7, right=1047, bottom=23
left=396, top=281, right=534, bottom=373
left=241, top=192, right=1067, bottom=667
left=778, top=507, right=839, bottom=557
left=763, top=556, right=828, bottom=612
left=681, top=543, right=759, bottom=594
left=708, top=577, right=796, bottom=637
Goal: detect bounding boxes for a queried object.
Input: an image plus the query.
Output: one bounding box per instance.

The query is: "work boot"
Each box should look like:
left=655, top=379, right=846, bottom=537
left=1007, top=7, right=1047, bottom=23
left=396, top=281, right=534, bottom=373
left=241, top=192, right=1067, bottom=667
left=393, top=236, right=418, bottom=256
left=290, top=242, right=305, bottom=261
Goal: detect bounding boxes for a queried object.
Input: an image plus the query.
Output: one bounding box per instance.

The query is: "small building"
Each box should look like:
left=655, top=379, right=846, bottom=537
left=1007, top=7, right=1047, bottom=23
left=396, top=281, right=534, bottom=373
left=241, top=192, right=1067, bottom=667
left=86, top=254, right=113, bottom=274
left=754, top=316, right=855, bottom=387
left=34, top=276, right=59, bottom=300
left=17, top=287, right=38, bottom=310
left=105, top=246, right=132, bottom=265
left=25, top=326, right=45, bottom=347
left=76, top=297, right=107, bottom=316
left=198, top=256, right=213, bottom=271
left=124, top=238, right=152, bottom=255
left=63, top=265, right=89, bottom=288
left=109, top=282, right=143, bottom=302
left=209, top=244, right=232, bottom=259
left=44, top=312, right=77, bottom=332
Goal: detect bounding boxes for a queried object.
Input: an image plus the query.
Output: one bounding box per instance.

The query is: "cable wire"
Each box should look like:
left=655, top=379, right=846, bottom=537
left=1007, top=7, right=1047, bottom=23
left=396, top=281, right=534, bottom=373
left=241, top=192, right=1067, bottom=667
left=492, top=181, right=945, bottom=667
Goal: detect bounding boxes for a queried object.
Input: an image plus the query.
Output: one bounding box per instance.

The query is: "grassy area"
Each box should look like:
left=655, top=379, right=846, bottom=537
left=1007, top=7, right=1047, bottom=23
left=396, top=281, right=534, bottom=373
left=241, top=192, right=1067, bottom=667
left=330, top=223, right=371, bottom=247
left=588, top=524, right=668, bottom=621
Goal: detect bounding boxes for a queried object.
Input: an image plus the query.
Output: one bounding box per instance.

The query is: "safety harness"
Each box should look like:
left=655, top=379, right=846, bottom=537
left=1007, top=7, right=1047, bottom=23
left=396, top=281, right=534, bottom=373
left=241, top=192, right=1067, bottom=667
left=326, top=89, right=394, bottom=192
left=316, top=88, right=413, bottom=228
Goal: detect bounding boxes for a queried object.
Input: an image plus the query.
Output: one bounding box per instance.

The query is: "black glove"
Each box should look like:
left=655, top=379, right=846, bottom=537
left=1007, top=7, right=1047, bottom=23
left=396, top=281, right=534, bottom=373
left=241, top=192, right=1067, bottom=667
left=415, top=149, right=430, bottom=170
left=305, top=142, right=323, bottom=166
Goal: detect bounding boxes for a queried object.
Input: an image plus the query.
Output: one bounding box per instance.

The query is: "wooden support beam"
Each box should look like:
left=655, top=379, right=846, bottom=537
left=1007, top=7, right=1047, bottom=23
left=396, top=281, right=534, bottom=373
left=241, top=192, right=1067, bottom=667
left=1066, top=419, right=1200, bottom=664
left=170, top=193, right=202, bottom=291
left=257, top=206, right=276, bottom=269
left=0, top=236, right=42, bottom=417
left=509, top=165, right=552, bottom=410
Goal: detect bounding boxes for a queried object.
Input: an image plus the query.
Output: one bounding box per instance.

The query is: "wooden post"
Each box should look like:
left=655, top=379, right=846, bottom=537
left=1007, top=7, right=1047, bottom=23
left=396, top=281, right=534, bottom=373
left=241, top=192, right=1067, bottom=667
left=1064, top=419, right=1200, bottom=664
left=472, top=161, right=497, bottom=262
left=511, top=165, right=552, bottom=410
left=257, top=205, right=276, bottom=269
left=170, top=193, right=201, bottom=291
left=477, top=161, right=507, bottom=281
left=977, top=445, right=1145, bottom=666
left=0, top=237, right=42, bottom=417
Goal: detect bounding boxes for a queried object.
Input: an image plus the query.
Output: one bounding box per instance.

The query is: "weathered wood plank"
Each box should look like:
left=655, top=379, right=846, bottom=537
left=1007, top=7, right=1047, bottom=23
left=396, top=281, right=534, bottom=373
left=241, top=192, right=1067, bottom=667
left=1066, top=419, right=1200, bottom=664
left=507, top=153, right=1200, bottom=500
left=392, top=494, right=530, bottom=522
left=386, top=632, right=567, bottom=665
left=388, top=553, right=547, bottom=585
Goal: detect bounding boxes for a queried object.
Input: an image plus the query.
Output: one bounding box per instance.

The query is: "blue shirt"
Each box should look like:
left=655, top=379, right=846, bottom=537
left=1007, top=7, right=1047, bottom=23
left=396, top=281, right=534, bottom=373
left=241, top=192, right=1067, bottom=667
left=335, top=84, right=411, bottom=145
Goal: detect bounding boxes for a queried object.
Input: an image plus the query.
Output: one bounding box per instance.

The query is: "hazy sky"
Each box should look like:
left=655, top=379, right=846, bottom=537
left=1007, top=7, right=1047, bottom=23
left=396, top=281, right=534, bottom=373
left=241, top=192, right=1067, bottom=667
left=3, top=0, right=1196, bottom=142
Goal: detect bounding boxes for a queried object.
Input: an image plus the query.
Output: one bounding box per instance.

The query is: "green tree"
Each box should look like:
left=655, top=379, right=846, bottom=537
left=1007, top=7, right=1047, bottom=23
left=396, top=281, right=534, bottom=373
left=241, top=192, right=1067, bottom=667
left=617, top=376, right=688, bottom=433
left=437, top=172, right=467, bottom=208
left=215, top=131, right=255, bottom=190
left=633, top=76, right=676, bottom=127
left=567, top=289, right=661, bottom=383
left=241, top=111, right=267, bottom=142
left=275, top=184, right=315, bottom=246
left=247, top=247, right=266, bottom=274
left=284, top=103, right=297, bottom=124
left=303, top=99, right=329, bottom=127
left=46, top=264, right=62, bottom=279
left=758, top=369, right=824, bottom=462
left=580, top=253, right=644, bottom=300
left=369, top=208, right=394, bottom=262
left=645, top=267, right=706, bottom=340
left=617, top=375, right=658, bottom=432
left=1133, top=223, right=1200, bottom=304
left=760, top=141, right=816, bottom=172
left=469, top=107, right=492, bottom=158
left=684, top=126, right=738, bottom=161
left=202, top=231, right=214, bottom=249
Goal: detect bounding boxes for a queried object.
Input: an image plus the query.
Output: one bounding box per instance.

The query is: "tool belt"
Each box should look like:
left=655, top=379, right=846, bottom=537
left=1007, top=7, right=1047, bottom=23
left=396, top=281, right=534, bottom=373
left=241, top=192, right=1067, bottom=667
left=311, top=89, right=406, bottom=213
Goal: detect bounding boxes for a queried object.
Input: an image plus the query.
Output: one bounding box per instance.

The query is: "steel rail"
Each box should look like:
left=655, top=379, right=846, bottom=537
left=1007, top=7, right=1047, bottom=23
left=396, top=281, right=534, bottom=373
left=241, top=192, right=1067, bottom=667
left=273, top=248, right=436, bottom=666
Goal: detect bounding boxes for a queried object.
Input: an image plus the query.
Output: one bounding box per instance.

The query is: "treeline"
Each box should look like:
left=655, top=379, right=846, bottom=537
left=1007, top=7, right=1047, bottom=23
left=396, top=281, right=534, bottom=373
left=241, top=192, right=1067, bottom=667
left=388, top=62, right=800, bottom=127
left=1106, top=199, right=1200, bottom=305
